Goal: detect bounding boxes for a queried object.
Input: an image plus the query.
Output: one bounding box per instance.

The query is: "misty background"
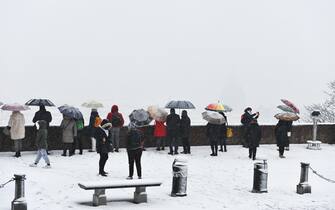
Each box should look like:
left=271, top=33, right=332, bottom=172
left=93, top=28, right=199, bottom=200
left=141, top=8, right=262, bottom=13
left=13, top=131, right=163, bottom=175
left=1, top=0, right=335, bottom=125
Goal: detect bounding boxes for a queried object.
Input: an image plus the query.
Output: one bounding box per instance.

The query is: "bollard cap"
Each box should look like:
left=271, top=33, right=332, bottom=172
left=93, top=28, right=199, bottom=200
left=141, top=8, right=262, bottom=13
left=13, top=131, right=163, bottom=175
left=173, top=158, right=188, bottom=165
left=300, top=162, right=310, bottom=167
left=14, top=174, right=26, bottom=180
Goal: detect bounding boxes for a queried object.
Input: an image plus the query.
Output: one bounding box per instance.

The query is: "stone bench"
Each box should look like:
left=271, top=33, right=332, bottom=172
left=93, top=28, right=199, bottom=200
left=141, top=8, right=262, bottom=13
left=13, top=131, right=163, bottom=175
left=307, top=140, right=322, bottom=150
left=78, top=179, right=162, bottom=206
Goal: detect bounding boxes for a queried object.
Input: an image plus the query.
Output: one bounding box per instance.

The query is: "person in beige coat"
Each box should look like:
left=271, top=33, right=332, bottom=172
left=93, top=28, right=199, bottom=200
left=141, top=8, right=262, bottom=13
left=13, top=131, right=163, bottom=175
left=60, top=115, right=77, bottom=156
left=8, top=111, right=25, bottom=157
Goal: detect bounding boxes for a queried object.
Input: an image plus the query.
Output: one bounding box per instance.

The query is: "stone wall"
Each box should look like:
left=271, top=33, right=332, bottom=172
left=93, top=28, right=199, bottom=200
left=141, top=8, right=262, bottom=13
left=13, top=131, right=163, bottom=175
left=0, top=125, right=334, bottom=152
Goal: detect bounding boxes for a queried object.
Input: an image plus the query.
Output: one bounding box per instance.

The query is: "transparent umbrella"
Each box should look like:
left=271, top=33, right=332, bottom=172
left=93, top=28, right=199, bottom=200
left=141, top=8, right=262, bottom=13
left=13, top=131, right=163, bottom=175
left=202, top=111, right=226, bottom=125
left=81, top=100, right=104, bottom=109
left=147, top=105, right=168, bottom=122
left=1, top=103, right=30, bottom=112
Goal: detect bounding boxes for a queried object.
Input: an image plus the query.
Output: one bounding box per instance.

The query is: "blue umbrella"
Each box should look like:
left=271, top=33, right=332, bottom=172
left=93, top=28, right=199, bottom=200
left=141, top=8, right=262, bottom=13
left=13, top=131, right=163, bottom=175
left=58, top=105, right=83, bottom=120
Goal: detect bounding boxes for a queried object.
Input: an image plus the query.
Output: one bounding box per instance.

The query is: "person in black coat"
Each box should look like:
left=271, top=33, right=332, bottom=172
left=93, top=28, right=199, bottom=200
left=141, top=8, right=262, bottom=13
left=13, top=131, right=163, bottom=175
left=166, top=108, right=181, bottom=155
left=94, top=119, right=111, bottom=176
left=218, top=112, right=228, bottom=152
left=206, top=122, right=221, bottom=156
left=275, top=120, right=292, bottom=158
left=126, top=123, right=144, bottom=179
left=33, top=105, right=52, bottom=127
left=241, top=107, right=259, bottom=147
left=246, top=119, right=262, bottom=160
left=180, top=110, right=191, bottom=154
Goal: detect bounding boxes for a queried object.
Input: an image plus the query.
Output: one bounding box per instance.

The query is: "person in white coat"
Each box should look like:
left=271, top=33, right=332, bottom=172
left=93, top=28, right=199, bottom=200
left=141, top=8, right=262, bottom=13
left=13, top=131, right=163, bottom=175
left=8, top=111, right=25, bottom=157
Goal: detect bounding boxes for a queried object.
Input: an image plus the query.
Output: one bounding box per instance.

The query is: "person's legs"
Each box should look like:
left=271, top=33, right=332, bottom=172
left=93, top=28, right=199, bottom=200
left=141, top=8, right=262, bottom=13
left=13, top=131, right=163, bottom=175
left=127, top=150, right=135, bottom=177
left=214, top=141, right=218, bottom=156
left=210, top=139, right=215, bottom=155
left=185, top=137, right=190, bottom=154
left=34, top=150, right=43, bottom=164
left=114, top=128, right=120, bottom=152
left=168, top=135, right=173, bottom=154
left=134, top=149, right=142, bottom=178
left=253, top=148, right=257, bottom=160
left=99, top=153, right=108, bottom=175
left=219, top=137, right=223, bottom=151
left=279, top=146, right=285, bottom=157
left=223, top=138, right=227, bottom=152
left=90, top=137, right=96, bottom=152
left=156, top=137, right=161, bottom=150
left=174, top=137, right=179, bottom=154
left=249, top=148, right=252, bottom=159
left=40, top=149, right=50, bottom=165
left=78, top=132, right=83, bottom=154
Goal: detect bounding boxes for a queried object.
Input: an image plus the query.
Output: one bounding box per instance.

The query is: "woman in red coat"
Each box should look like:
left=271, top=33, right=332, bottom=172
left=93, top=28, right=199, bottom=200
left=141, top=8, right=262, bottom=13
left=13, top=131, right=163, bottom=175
left=154, top=120, right=166, bottom=151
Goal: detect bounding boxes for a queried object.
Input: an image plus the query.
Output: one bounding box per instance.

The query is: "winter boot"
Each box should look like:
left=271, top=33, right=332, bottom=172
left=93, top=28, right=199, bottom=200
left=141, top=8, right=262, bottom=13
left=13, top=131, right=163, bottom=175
left=61, top=150, right=67, bottom=156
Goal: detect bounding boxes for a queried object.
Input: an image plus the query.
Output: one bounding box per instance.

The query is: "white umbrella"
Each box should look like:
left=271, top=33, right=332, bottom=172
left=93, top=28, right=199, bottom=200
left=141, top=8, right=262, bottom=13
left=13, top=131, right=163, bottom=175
left=82, top=100, right=104, bottom=109
left=202, top=111, right=226, bottom=125
left=147, top=105, right=168, bottom=122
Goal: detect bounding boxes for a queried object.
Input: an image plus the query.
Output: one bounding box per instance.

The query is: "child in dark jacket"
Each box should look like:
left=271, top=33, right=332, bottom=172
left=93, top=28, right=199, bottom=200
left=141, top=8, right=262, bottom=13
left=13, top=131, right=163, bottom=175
left=126, top=123, right=144, bottom=179
left=30, top=120, right=51, bottom=168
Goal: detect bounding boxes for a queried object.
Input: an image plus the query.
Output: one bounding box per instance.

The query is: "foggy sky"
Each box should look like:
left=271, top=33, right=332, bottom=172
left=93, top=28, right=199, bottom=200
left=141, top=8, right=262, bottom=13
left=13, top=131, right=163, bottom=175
left=1, top=0, right=335, bottom=125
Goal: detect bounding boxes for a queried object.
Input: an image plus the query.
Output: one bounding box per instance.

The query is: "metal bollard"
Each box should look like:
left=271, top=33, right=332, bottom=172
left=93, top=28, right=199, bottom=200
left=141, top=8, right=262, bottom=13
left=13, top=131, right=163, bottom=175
left=171, top=158, right=188, bottom=197
left=297, top=162, right=311, bottom=194
left=11, top=174, right=27, bottom=210
left=252, top=160, right=268, bottom=193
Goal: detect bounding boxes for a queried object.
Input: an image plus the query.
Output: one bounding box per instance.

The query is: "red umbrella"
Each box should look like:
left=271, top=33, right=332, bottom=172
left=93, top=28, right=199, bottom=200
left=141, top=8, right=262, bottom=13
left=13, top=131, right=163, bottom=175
left=281, top=99, right=300, bottom=114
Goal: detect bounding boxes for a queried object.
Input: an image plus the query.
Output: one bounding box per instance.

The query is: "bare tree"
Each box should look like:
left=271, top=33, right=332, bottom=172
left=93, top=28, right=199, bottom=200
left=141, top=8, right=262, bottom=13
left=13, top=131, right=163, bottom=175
left=305, top=81, right=335, bottom=123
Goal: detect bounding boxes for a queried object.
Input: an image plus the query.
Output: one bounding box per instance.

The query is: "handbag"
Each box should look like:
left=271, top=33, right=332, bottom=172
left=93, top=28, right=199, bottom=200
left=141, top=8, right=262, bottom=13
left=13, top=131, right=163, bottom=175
left=2, top=127, right=10, bottom=136
left=226, top=127, right=233, bottom=138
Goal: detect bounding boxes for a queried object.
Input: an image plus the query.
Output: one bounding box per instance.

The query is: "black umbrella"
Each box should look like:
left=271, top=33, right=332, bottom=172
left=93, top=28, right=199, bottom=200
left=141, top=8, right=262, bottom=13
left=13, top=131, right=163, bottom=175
left=165, top=100, right=195, bottom=109
left=25, top=99, right=55, bottom=107
left=129, top=109, right=152, bottom=127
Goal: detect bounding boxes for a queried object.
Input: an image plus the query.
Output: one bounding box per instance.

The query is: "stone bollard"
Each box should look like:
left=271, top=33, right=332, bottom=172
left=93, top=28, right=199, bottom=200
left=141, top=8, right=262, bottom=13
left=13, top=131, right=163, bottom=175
left=297, top=162, right=311, bottom=194
left=252, top=160, right=268, bottom=193
left=11, top=174, right=27, bottom=210
left=171, top=158, right=188, bottom=197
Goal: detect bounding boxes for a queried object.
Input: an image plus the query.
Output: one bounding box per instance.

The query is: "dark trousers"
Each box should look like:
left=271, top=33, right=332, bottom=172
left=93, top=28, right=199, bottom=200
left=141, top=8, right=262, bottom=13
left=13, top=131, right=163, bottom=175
left=127, top=149, right=142, bottom=177
left=249, top=147, right=257, bottom=159
left=72, top=133, right=83, bottom=154
left=156, top=137, right=165, bottom=150
left=210, top=138, right=218, bottom=155
left=168, top=135, right=179, bottom=154
left=279, top=146, right=285, bottom=156
left=99, top=153, right=108, bottom=174
left=62, top=143, right=73, bottom=155
left=182, top=137, right=191, bottom=154
left=219, top=137, right=227, bottom=151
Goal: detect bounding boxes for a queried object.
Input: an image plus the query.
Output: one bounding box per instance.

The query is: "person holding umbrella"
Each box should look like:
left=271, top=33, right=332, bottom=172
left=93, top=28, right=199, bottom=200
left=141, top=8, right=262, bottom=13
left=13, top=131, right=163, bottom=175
left=8, top=111, right=26, bottom=157
left=32, top=105, right=52, bottom=127
left=275, top=120, right=293, bottom=158
left=241, top=107, right=259, bottom=147
left=1, top=103, right=29, bottom=157
left=166, top=108, right=181, bottom=155
left=60, top=115, right=77, bottom=156
left=180, top=110, right=191, bottom=154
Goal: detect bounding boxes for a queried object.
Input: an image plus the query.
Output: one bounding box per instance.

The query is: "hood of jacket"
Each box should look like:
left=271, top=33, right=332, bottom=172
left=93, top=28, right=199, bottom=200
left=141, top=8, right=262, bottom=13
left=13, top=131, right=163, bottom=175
left=111, top=105, right=119, bottom=113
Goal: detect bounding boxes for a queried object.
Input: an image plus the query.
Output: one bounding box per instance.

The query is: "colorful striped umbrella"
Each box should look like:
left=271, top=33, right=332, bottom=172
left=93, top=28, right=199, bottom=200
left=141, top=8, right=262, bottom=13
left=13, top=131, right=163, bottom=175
left=281, top=99, right=299, bottom=114
left=205, top=103, right=232, bottom=112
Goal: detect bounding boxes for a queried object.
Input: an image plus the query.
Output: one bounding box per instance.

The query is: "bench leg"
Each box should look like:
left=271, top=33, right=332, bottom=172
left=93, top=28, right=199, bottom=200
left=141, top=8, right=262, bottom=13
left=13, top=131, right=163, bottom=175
left=134, top=187, right=147, bottom=204
left=93, top=189, right=107, bottom=206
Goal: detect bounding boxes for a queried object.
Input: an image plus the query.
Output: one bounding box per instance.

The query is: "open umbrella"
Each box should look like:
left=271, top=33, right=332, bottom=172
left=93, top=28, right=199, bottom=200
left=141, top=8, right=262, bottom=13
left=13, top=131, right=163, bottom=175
left=129, top=109, right=152, bottom=127
left=277, top=105, right=295, bottom=113
left=165, top=100, right=195, bottom=109
left=202, top=111, right=226, bottom=125
left=274, top=112, right=300, bottom=121
left=81, top=100, right=103, bottom=109
left=58, top=105, right=83, bottom=119
left=1, top=103, right=30, bottom=111
left=205, top=103, right=232, bottom=112
left=25, top=99, right=55, bottom=106
left=281, top=99, right=299, bottom=114
left=147, top=105, right=168, bottom=122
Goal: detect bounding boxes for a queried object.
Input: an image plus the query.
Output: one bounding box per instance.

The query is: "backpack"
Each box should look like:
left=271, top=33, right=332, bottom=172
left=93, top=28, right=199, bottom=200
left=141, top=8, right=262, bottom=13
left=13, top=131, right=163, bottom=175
left=111, top=114, right=121, bottom=127
left=76, top=120, right=84, bottom=130
left=241, top=114, right=248, bottom=125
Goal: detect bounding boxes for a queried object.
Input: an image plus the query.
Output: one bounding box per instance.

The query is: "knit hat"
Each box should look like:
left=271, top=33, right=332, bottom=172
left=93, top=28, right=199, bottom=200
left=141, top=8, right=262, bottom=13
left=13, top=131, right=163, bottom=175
left=101, top=119, right=112, bottom=129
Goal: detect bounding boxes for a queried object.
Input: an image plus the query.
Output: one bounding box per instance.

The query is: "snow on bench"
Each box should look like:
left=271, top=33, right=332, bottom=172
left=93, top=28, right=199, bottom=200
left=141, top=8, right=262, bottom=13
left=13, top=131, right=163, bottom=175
left=78, top=179, right=162, bottom=206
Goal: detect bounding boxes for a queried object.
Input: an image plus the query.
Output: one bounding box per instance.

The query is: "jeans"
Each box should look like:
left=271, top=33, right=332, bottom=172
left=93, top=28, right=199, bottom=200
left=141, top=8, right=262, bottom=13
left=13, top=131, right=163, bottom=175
left=110, top=127, right=120, bottom=151
left=127, top=149, right=142, bottom=177
left=14, top=139, right=23, bottom=152
left=35, top=149, right=50, bottom=164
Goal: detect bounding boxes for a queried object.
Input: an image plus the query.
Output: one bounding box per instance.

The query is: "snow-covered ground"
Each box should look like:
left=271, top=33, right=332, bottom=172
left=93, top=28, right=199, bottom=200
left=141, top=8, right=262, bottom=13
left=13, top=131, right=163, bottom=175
left=1, top=144, right=335, bottom=210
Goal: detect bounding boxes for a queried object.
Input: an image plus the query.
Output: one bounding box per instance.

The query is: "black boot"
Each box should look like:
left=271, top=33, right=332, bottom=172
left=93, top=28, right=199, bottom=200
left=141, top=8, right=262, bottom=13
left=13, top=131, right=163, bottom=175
left=61, top=150, right=67, bottom=156
left=210, top=145, right=215, bottom=156
left=224, top=145, right=227, bottom=152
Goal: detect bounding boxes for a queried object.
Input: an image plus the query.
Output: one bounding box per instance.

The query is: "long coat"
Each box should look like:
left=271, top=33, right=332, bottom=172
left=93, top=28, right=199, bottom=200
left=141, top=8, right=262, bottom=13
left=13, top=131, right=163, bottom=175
left=35, top=120, right=48, bottom=149
left=180, top=116, right=191, bottom=138
left=8, top=112, right=25, bottom=140
left=246, top=122, right=261, bottom=148
left=60, top=117, right=77, bottom=143
left=206, top=123, right=221, bottom=142
left=94, top=127, right=111, bottom=154
left=166, top=113, right=180, bottom=137
left=275, top=120, right=292, bottom=147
